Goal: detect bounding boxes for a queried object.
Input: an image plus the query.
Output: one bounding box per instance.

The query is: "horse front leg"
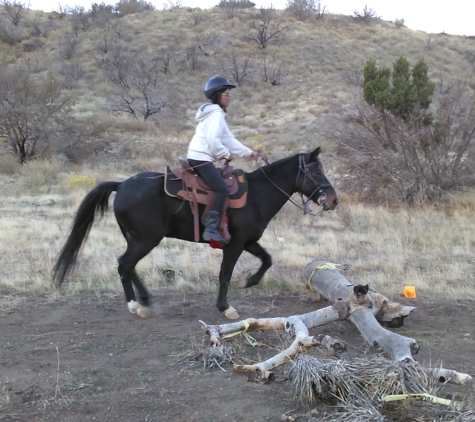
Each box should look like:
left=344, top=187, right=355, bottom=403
left=217, top=245, right=244, bottom=320
left=237, top=242, right=272, bottom=289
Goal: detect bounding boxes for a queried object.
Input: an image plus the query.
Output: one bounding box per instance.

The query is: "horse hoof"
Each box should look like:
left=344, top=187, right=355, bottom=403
left=127, top=300, right=153, bottom=318
left=127, top=300, right=140, bottom=314
left=224, top=306, right=240, bottom=320
left=236, top=279, right=248, bottom=289
left=137, top=307, right=154, bottom=319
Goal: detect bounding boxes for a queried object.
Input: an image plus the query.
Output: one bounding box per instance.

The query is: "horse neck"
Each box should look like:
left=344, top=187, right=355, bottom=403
left=247, top=155, right=300, bottom=215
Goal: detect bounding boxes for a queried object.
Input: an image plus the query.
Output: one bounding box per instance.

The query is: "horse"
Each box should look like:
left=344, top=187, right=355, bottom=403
left=53, top=147, right=338, bottom=320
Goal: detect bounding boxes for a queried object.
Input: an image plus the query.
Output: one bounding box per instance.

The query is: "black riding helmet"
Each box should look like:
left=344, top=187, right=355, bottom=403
left=204, top=76, right=236, bottom=100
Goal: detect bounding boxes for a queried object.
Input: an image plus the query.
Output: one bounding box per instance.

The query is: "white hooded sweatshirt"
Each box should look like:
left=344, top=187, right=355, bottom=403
left=187, top=104, right=252, bottom=162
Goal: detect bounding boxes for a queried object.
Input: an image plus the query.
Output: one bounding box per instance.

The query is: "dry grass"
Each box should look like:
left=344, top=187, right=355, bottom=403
left=0, top=165, right=474, bottom=303
left=1, top=7, right=474, bottom=305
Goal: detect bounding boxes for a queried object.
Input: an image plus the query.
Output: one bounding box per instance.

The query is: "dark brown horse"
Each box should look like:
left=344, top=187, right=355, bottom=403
left=54, top=147, right=338, bottom=319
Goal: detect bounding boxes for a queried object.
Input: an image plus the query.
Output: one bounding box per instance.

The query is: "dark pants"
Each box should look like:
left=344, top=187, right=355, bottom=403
left=187, top=159, right=228, bottom=213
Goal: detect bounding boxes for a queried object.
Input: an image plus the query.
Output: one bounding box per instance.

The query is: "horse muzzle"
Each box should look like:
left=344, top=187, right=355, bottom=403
left=320, top=192, right=338, bottom=211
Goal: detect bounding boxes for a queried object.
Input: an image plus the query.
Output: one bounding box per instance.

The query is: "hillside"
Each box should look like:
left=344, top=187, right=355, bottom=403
left=0, top=4, right=474, bottom=170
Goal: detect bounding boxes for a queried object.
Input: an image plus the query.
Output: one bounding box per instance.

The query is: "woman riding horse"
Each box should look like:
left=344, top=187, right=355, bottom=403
left=187, top=76, right=259, bottom=244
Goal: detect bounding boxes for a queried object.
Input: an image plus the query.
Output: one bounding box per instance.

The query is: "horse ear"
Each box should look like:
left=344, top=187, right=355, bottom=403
left=309, top=147, right=321, bottom=161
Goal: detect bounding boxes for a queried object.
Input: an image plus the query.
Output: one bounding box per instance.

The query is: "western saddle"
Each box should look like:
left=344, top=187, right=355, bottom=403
left=165, top=158, right=248, bottom=244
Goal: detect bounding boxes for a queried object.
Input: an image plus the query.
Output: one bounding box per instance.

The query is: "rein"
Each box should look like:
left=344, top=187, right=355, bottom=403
left=257, top=152, right=331, bottom=216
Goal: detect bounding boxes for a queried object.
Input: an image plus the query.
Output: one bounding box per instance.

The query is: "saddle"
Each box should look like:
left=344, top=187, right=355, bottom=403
left=165, top=158, right=248, bottom=243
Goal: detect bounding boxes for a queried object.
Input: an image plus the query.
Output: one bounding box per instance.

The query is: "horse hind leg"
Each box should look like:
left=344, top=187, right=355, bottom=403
left=118, top=238, right=160, bottom=319
left=238, top=242, right=272, bottom=289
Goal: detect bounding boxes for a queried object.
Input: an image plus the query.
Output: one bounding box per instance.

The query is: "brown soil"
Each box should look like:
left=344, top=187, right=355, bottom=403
left=1, top=289, right=474, bottom=422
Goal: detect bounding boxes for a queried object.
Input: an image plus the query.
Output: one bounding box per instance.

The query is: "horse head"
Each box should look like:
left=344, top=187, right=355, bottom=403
left=296, top=147, right=338, bottom=211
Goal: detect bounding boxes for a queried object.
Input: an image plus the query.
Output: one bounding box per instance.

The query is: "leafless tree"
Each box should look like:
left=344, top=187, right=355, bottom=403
left=195, top=31, right=219, bottom=57
left=29, top=17, right=45, bottom=37
left=286, top=0, right=326, bottom=21
left=112, top=20, right=128, bottom=40
left=70, top=6, right=90, bottom=36
left=57, top=33, right=79, bottom=60
left=155, top=49, right=173, bottom=74
left=57, top=62, right=84, bottom=90
left=2, top=0, right=26, bottom=27
left=183, top=44, right=200, bottom=71
left=352, top=5, right=378, bottom=22
left=99, top=44, right=134, bottom=89
left=96, top=33, right=112, bottom=54
left=218, top=53, right=251, bottom=86
left=51, top=3, right=69, bottom=20
left=258, top=54, right=284, bottom=85
left=101, top=53, right=178, bottom=123
left=89, top=3, right=117, bottom=32
left=246, top=7, right=288, bottom=48
left=219, top=0, right=237, bottom=18
left=0, top=66, right=95, bottom=162
left=331, top=81, right=475, bottom=203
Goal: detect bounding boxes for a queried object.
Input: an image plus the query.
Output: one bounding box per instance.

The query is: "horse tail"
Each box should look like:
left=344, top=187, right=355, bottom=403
left=53, top=181, right=121, bottom=287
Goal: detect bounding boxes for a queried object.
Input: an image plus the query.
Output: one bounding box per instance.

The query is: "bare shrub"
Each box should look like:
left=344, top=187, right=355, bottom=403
left=217, top=52, right=251, bottom=86
left=195, top=31, right=219, bottom=57
left=257, top=54, right=284, bottom=85
left=102, top=53, right=183, bottom=123
left=286, top=0, right=326, bottom=21
left=188, top=9, right=204, bottom=26
left=180, top=44, right=201, bottom=71
left=2, top=0, right=25, bottom=27
left=96, top=33, right=112, bottom=54
left=155, top=48, right=174, bottom=74
left=0, top=66, right=102, bottom=162
left=89, top=2, right=117, bottom=32
left=28, top=16, right=49, bottom=38
left=56, top=62, right=85, bottom=89
left=341, top=68, right=363, bottom=88
left=70, top=5, right=91, bottom=36
left=115, top=0, right=155, bottom=16
left=51, top=3, right=69, bottom=20
left=352, top=5, right=378, bottom=23
left=57, top=33, right=79, bottom=60
left=246, top=6, right=288, bottom=48
left=219, top=0, right=255, bottom=19
left=332, top=81, right=475, bottom=204
left=99, top=43, right=134, bottom=89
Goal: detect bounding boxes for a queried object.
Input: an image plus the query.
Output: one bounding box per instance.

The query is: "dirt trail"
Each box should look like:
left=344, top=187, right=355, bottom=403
left=1, top=290, right=474, bottom=421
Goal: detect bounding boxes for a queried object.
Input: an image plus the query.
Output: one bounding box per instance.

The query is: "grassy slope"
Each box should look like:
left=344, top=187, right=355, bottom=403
left=0, top=7, right=474, bottom=300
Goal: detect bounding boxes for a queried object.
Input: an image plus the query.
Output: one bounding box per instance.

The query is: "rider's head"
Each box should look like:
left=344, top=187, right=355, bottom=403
left=204, top=76, right=236, bottom=110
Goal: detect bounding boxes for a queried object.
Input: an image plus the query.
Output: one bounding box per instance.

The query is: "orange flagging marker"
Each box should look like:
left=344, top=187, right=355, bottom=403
left=402, top=286, right=416, bottom=298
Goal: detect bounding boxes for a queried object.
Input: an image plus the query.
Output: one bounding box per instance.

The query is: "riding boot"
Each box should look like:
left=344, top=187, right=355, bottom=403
left=202, top=210, right=226, bottom=244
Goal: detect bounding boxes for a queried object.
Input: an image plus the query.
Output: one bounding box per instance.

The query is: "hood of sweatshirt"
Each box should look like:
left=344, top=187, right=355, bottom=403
left=195, top=103, right=223, bottom=122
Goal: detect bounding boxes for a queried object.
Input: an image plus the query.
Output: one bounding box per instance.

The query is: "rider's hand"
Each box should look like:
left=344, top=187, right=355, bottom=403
left=226, top=153, right=234, bottom=161
left=250, top=151, right=259, bottom=161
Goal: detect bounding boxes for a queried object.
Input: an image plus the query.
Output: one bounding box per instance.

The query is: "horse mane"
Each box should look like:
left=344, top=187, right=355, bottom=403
left=246, top=153, right=300, bottom=178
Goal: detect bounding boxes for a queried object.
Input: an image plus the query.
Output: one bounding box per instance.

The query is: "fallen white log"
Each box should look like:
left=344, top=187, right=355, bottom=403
left=302, top=258, right=416, bottom=326
left=302, top=258, right=419, bottom=360
left=200, top=306, right=347, bottom=379
left=198, top=258, right=472, bottom=384
left=199, top=305, right=346, bottom=345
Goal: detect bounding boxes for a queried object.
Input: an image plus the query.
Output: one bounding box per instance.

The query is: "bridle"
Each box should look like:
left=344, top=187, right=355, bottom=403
left=258, top=153, right=333, bottom=216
